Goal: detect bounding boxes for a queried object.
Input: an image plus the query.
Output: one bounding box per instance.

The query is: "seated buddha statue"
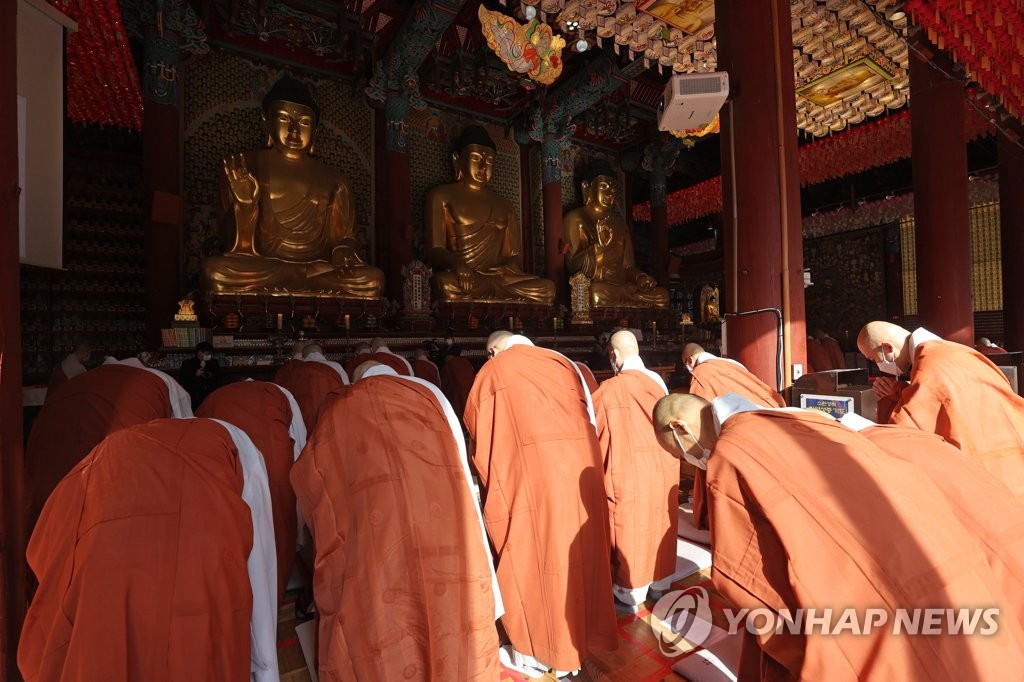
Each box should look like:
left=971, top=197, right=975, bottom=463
left=425, top=126, right=555, bottom=305
left=201, top=76, right=384, bottom=298
left=563, top=161, right=668, bottom=308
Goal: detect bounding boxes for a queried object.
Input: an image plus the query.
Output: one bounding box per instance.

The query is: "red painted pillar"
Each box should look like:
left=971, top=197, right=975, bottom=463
left=716, top=0, right=806, bottom=389
left=999, top=130, right=1024, bottom=351
left=910, top=46, right=973, bottom=344
left=374, top=96, right=413, bottom=302
left=0, top=0, right=26, bottom=673
left=542, top=133, right=566, bottom=305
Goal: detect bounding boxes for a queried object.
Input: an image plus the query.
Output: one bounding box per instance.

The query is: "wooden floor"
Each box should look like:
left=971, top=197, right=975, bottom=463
left=276, top=567, right=725, bottom=682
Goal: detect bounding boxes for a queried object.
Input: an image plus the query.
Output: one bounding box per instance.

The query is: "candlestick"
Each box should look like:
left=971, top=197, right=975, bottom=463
left=276, top=313, right=283, bottom=331
left=508, top=315, right=513, bottom=329
left=344, top=314, right=350, bottom=331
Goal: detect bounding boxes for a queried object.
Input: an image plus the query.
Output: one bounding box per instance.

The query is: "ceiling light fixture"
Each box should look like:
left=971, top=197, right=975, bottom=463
left=523, top=4, right=537, bottom=20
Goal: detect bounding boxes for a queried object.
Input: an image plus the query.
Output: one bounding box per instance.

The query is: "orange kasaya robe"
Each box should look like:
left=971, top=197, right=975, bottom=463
left=687, top=359, right=785, bottom=529
left=886, top=339, right=1024, bottom=500
left=274, top=360, right=346, bottom=432
left=575, top=361, right=600, bottom=394
left=343, top=352, right=373, bottom=379
left=440, top=355, right=476, bottom=421
left=19, top=419, right=253, bottom=682
left=709, top=408, right=1024, bottom=681
left=465, top=344, right=617, bottom=671
left=412, top=357, right=442, bottom=387
left=273, top=359, right=303, bottom=388
left=805, top=337, right=832, bottom=372
left=978, top=344, right=1007, bottom=356
left=593, top=371, right=676, bottom=590
left=197, top=380, right=299, bottom=603
left=26, top=364, right=173, bottom=529
left=857, top=423, right=1024, bottom=627
left=370, top=350, right=412, bottom=376
left=821, top=336, right=845, bottom=369
left=291, top=372, right=500, bottom=681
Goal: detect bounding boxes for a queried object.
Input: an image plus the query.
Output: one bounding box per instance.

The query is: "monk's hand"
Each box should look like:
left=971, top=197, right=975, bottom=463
left=330, top=245, right=359, bottom=272
left=223, top=154, right=258, bottom=205
left=636, top=273, right=657, bottom=290
left=456, top=265, right=477, bottom=291
left=873, top=376, right=898, bottom=399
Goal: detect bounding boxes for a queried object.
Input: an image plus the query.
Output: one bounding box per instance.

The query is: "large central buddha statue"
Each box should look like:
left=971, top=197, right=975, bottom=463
left=201, top=76, right=384, bottom=298
left=563, top=161, right=668, bottom=308
left=425, top=126, right=555, bottom=305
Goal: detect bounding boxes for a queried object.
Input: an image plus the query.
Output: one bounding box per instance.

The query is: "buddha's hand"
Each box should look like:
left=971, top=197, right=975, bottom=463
left=636, top=273, right=657, bottom=290
left=223, top=154, right=259, bottom=205
left=330, top=245, right=360, bottom=272
left=455, top=264, right=477, bottom=292
left=872, top=376, right=899, bottom=399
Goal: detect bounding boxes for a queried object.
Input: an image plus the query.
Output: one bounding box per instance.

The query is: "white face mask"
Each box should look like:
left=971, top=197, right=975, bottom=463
left=672, top=425, right=712, bottom=470
left=876, top=349, right=901, bottom=376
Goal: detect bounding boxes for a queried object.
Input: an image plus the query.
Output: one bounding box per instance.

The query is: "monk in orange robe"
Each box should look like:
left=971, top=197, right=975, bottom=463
left=680, top=343, right=785, bottom=529
left=274, top=357, right=347, bottom=432
left=197, top=380, right=307, bottom=603
left=369, top=336, right=413, bottom=375
left=814, top=328, right=845, bottom=369
left=859, top=321, right=1024, bottom=499
left=440, top=347, right=476, bottom=420
left=412, top=348, right=442, bottom=387
left=977, top=336, right=1008, bottom=355
left=575, top=361, right=600, bottom=393
left=842, top=414, right=1024, bottom=626
left=26, top=363, right=175, bottom=529
left=593, top=331, right=676, bottom=610
left=465, top=331, right=616, bottom=676
left=20, top=419, right=272, bottom=682
left=653, top=393, right=1024, bottom=680
left=805, top=334, right=832, bottom=372
left=291, top=362, right=501, bottom=680
left=343, top=341, right=373, bottom=378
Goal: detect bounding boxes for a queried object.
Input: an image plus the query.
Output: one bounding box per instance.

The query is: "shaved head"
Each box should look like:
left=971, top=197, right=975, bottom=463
left=370, top=337, right=386, bottom=352
left=302, top=343, right=324, bottom=358
left=354, top=342, right=371, bottom=353
left=978, top=337, right=993, bottom=347
left=414, top=348, right=429, bottom=360
left=352, top=360, right=383, bottom=382
left=682, top=343, right=705, bottom=371
left=609, top=330, right=639, bottom=370
left=291, top=340, right=307, bottom=355
left=486, top=330, right=514, bottom=358
left=652, top=393, right=716, bottom=463
left=857, top=321, right=912, bottom=372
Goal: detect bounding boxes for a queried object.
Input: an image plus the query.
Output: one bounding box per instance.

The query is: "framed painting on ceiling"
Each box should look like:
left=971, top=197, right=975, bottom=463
left=797, top=56, right=893, bottom=108
left=637, top=0, right=715, bottom=35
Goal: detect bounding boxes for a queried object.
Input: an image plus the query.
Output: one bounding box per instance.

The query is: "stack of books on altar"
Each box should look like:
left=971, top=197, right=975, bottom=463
left=161, top=327, right=212, bottom=349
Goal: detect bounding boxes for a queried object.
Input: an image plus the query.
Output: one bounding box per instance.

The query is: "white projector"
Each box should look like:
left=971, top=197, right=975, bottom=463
left=657, top=72, right=729, bottom=132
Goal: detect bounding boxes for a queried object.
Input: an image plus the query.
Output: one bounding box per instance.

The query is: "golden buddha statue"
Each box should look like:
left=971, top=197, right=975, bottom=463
left=425, top=126, right=555, bottom=305
left=201, top=76, right=384, bottom=298
left=563, top=161, right=668, bottom=308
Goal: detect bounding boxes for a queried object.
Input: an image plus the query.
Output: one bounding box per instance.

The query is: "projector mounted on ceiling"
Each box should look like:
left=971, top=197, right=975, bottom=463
left=658, top=72, right=730, bottom=132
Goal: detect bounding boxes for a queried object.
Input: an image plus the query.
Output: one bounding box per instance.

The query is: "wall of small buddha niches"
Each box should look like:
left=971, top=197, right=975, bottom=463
left=803, top=225, right=890, bottom=351
left=20, top=125, right=146, bottom=382
left=182, top=51, right=374, bottom=293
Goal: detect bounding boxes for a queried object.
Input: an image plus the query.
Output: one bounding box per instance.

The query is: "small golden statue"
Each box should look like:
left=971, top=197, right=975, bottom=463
left=425, top=126, right=555, bottom=304
left=201, top=76, right=384, bottom=298
left=175, top=298, right=197, bottom=322
left=563, top=161, right=668, bottom=308
left=699, top=283, right=720, bottom=323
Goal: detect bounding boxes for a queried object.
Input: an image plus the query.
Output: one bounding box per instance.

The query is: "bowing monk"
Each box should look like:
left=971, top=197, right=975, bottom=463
left=653, top=393, right=1024, bottom=680
left=291, top=361, right=501, bottom=681
left=592, top=331, right=676, bottom=611
left=858, top=321, right=1024, bottom=498
left=805, top=333, right=832, bottom=372
left=302, top=343, right=349, bottom=383
left=681, top=343, right=784, bottom=529
left=343, top=341, right=373, bottom=378
left=46, top=342, right=91, bottom=398
left=370, top=336, right=413, bottom=375
left=274, top=353, right=347, bottom=432
left=976, top=336, right=1008, bottom=355
left=440, top=345, right=476, bottom=420
left=25, top=361, right=190, bottom=529
left=197, top=380, right=307, bottom=603
left=465, top=331, right=616, bottom=676
left=815, top=328, right=845, bottom=369
left=20, top=418, right=279, bottom=682
left=412, top=348, right=442, bottom=387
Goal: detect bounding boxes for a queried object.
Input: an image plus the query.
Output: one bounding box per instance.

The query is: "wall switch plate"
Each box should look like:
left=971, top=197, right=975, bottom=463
left=792, top=363, right=804, bottom=380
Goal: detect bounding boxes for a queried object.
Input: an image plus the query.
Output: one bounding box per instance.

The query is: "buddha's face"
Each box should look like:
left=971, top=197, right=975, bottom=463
left=266, top=100, right=316, bottom=153
left=455, top=144, right=495, bottom=186
left=587, top=174, right=618, bottom=209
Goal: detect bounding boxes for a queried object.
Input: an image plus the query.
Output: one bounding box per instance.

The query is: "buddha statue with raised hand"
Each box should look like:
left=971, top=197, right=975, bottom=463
left=425, top=126, right=555, bottom=305
left=563, top=161, right=668, bottom=308
left=201, top=76, right=384, bottom=298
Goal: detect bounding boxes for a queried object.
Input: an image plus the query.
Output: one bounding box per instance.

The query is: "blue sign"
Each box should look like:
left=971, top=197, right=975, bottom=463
left=800, top=394, right=855, bottom=418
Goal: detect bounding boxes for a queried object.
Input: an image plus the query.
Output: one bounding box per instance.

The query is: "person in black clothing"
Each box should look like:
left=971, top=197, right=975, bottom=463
left=178, top=341, right=221, bottom=409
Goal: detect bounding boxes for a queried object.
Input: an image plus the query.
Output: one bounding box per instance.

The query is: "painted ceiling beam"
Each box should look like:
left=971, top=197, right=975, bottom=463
left=545, top=52, right=648, bottom=124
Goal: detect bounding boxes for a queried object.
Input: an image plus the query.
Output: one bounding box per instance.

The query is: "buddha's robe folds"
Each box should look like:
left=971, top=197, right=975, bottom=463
left=710, top=407, right=1024, bottom=680
left=291, top=367, right=501, bottom=681
left=686, top=356, right=784, bottom=529
left=441, top=355, right=476, bottom=421
left=465, top=340, right=617, bottom=672
left=412, top=357, right=442, bottom=387
left=274, top=359, right=347, bottom=432
left=197, top=380, right=307, bottom=603
left=26, top=364, right=174, bottom=528
left=593, top=366, right=676, bottom=596
left=19, top=420, right=266, bottom=682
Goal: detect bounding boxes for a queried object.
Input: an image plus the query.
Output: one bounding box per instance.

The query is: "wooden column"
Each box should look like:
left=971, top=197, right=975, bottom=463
left=999, top=129, right=1024, bottom=350
left=542, top=132, right=566, bottom=305
left=0, top=0, right=26, bottom=674
left=650, top=165, right=669, bottom=288
left=716, top=0, right=806, bottom=388
left=910, top=46, right=973, bottom=344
